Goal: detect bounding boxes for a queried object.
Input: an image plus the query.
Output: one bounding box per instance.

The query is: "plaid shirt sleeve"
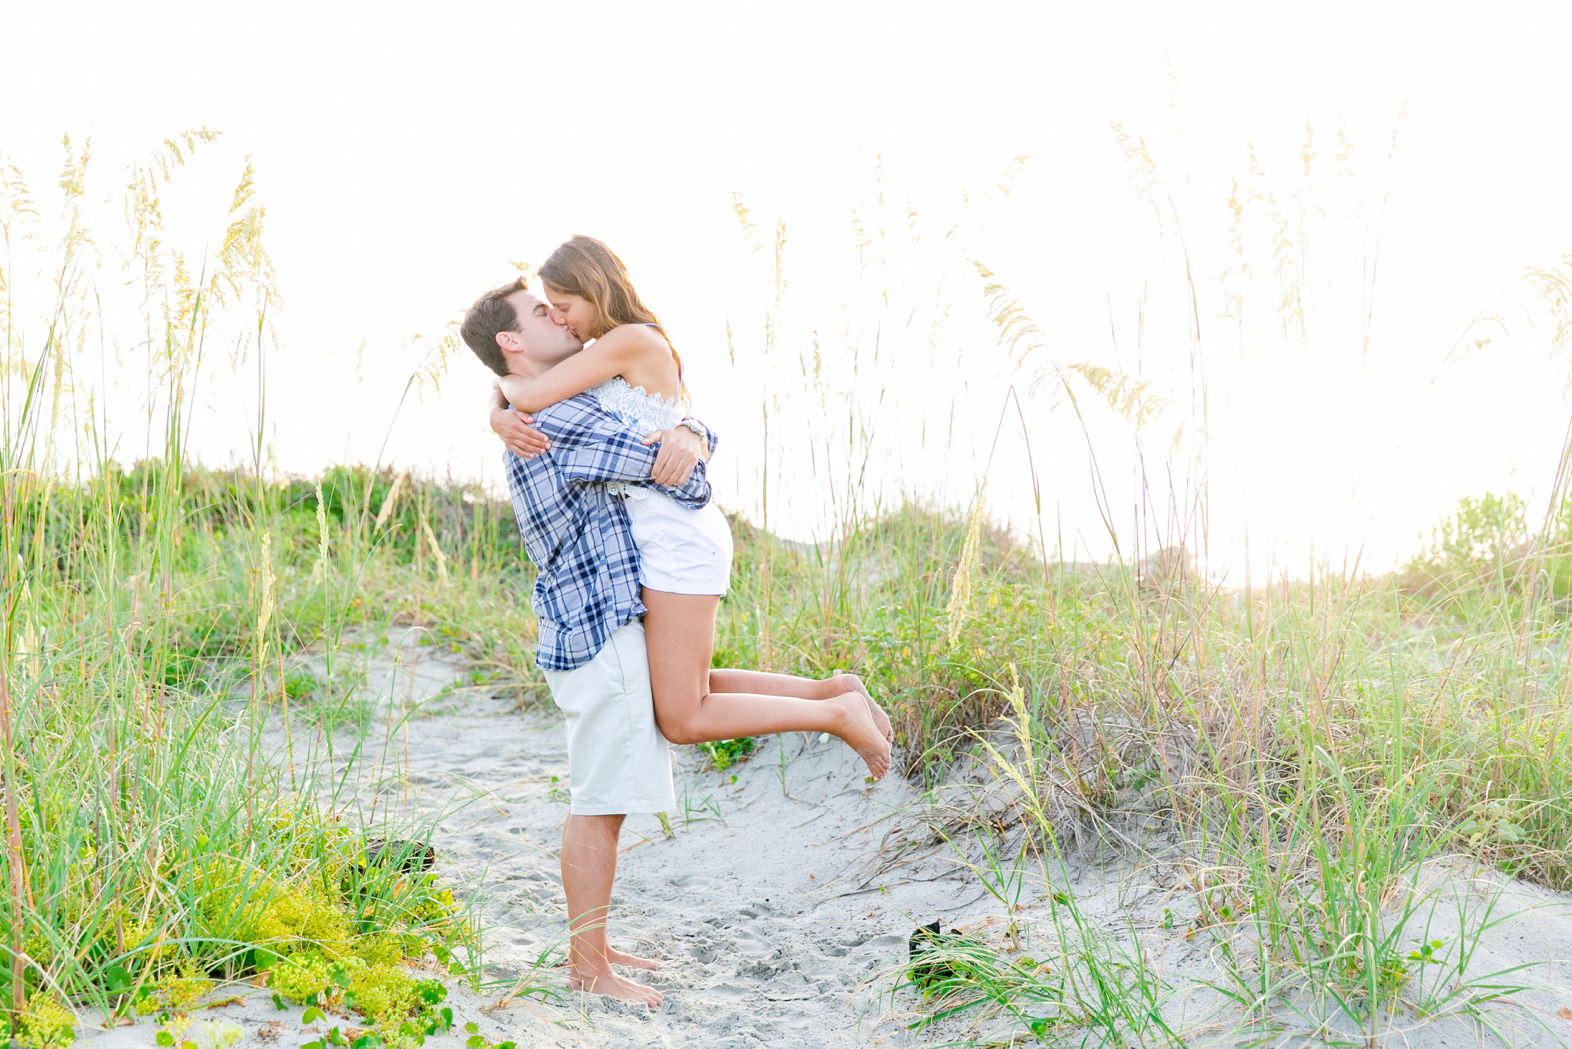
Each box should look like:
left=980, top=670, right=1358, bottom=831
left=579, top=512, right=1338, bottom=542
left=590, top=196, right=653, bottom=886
left=534, top=398, right=714, bottom=506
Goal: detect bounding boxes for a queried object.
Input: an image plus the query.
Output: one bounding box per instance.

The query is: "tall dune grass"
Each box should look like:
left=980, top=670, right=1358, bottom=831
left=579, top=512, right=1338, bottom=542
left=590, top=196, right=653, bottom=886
left=6, top=121, right=1572, bottom=1048
left=711, top=128, right=1572, bottom=1044
left=0, top=137, right=516, bottom=1045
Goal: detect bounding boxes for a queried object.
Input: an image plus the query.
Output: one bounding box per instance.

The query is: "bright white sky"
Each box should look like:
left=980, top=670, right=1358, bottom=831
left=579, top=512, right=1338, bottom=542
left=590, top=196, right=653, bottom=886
left=4, top=1, right=1571, bottom=579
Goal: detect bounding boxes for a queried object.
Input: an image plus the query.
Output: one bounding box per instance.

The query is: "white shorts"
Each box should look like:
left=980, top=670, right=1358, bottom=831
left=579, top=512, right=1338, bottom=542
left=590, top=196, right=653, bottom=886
left=627, top=492, right=733, bottom=595
left=540, top=620, right=674, bottom=816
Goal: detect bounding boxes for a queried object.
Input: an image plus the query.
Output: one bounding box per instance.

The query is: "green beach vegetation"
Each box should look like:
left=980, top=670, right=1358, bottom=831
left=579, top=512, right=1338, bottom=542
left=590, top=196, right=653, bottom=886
left=7, top=130, right=1572, bottom=1048
left=0, top=137, right=506, bottom=1048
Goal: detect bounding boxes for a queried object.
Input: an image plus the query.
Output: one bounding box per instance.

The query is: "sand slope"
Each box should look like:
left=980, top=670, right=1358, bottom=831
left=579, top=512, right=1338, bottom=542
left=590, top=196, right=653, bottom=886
left=78, top=631, right=1572, bottom=1048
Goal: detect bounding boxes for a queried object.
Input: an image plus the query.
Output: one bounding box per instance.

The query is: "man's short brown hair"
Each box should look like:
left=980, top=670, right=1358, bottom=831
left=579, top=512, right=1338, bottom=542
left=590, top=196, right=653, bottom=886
left=460, top=276, right=529, bottom=377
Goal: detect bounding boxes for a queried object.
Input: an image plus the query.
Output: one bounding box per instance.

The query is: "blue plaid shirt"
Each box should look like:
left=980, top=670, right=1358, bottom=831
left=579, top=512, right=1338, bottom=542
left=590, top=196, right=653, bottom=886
left=502, top=392, right=718, bottom=672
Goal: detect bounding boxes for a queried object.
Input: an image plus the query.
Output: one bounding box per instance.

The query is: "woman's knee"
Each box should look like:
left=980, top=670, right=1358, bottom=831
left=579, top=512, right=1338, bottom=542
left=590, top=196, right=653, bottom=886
left=650, top=680, right=706, bottom=744
left=656, top=713, right=704, bottom=746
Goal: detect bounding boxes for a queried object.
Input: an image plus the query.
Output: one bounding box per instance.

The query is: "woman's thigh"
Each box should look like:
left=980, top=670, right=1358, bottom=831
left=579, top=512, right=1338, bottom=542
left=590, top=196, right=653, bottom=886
left=640, top=588, right=720, bottom=721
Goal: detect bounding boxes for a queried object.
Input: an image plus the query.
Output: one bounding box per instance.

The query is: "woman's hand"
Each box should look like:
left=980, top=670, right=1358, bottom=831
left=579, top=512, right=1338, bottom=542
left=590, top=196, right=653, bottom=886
left=489, top=384, right=550, bottom=458
left=642, top=426, right=705, bottom=486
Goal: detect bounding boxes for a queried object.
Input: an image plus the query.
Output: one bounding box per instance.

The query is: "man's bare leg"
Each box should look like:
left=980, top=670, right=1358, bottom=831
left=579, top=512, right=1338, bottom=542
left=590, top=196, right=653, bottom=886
left=560, top=813, right=662, bottom=1007
left=604, top=946, right=659, bottom=971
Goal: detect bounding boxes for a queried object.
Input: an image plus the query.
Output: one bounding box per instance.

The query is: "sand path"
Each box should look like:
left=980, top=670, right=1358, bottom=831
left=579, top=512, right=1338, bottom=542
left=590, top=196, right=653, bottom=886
left=339, top=659, right=940, bottom=1045
left=79, top=630, right=1572, bottom=1047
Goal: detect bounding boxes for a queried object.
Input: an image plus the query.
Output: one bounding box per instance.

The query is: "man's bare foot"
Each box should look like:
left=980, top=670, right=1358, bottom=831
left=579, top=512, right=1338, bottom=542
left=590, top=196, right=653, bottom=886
left=606, top=946, right=660, bottom=971
left=836, top=673, right=895, bottom=743
left=567, top=969, right=663, bottom=1009
left=828, top=692, right=891, bottom=780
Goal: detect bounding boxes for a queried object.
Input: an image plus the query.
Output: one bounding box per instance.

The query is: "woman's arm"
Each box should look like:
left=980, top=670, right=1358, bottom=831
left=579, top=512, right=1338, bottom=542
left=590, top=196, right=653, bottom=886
left=496, top=325, right=665, bottom=412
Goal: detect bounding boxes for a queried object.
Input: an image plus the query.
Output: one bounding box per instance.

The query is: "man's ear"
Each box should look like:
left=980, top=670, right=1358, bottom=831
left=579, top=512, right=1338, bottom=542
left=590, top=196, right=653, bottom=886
left=495, top=329, right=521, bottom=353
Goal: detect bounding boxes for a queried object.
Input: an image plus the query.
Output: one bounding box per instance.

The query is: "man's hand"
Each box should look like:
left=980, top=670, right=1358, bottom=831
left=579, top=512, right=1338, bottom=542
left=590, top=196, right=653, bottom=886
left=642, top=425, right=706, bottom=486
left=489, top=385, right=550, bottom=458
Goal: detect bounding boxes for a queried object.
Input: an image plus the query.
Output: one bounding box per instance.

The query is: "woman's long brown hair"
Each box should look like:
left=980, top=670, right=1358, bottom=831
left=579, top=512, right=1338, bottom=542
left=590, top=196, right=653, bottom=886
left=539, top=235, right=683, bottom=383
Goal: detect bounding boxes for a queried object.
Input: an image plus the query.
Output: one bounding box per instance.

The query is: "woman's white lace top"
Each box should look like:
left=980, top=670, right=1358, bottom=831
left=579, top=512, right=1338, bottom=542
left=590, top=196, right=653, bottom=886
left=591, top=376, right=683, bottom=434
left=591, top=377, right=683, bottom=500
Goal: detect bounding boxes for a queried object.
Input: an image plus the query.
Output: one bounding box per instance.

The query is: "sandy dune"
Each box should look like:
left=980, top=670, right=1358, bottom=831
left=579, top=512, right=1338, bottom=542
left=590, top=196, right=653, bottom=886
left=78, top=630, right=1572, bottom=1048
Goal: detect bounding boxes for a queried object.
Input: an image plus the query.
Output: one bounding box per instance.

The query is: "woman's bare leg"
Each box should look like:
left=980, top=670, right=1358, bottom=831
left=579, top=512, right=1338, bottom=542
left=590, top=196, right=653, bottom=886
left=642, top=589, right=890, bottom=779
left=708, top=668, right=894, bottom=742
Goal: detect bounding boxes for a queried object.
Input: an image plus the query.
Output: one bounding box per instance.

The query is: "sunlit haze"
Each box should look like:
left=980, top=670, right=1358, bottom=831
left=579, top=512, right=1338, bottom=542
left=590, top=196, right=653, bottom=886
left=4, top=2, right=1571, bottom=581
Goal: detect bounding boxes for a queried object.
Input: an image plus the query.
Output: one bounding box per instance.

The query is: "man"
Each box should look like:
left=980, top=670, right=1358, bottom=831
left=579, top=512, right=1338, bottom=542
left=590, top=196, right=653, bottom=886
left=460, top=277, right=713, bottom=1009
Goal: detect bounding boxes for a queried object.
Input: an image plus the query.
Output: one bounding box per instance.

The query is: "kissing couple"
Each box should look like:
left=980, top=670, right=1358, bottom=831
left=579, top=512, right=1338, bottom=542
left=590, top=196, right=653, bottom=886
left=460, top=235, right=893, bottom=1008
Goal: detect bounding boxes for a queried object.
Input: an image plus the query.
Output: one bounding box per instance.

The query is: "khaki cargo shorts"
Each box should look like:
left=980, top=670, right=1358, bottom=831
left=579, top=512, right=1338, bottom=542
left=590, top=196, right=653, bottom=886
left=540, top=619, right=674, bottom=815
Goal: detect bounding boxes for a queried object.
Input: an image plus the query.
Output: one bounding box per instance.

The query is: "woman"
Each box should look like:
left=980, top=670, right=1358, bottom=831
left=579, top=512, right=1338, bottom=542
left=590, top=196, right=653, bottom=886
left=491, top=236, right=893, bottom=779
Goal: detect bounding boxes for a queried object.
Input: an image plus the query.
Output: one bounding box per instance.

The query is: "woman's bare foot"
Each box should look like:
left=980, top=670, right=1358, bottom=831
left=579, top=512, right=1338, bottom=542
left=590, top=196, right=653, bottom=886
left=836, top=673, right=894, bottom=743
left=606, top=946, right=660, bottom=971
left=828, top=692, right=891, bottom=780
left=568, top=969, right=663, bottom=1009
